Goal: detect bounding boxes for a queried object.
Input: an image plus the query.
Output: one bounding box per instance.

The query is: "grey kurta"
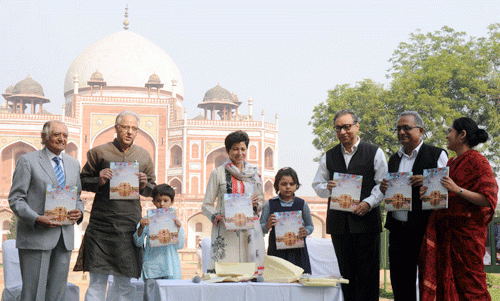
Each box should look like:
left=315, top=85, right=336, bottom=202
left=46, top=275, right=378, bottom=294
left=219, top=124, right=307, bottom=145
left=79, top=139, right=156, bottom=278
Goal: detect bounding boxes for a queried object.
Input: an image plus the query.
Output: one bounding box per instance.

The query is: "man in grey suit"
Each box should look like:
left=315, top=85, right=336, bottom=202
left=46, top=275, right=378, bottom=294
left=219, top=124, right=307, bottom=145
left=8, top=120, right=84, bottom=301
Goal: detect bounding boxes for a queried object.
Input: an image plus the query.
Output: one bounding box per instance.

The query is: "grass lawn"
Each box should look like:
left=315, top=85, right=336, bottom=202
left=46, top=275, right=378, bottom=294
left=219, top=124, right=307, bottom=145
left=378, top=273, right=500, bottom=300
left=488, top=273, right=500, bottom=300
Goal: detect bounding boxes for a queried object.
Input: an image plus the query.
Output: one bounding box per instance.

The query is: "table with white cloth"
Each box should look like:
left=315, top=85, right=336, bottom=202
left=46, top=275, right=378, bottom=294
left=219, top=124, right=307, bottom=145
left=154, top=279, right=341, bottom=301
left=201, top=237, right=341, bottom=277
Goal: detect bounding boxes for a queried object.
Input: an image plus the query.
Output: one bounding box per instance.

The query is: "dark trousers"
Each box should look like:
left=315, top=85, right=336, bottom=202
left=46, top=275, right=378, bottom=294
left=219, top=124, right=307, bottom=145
left=331, top=232, right=380, bottom=301
left=388, top=222, right=427, bottom=301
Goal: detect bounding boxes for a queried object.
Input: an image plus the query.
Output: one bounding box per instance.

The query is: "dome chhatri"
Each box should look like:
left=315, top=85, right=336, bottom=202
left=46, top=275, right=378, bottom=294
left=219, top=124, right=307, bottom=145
left=203, top=84, right=238, bottom=102
left=90, top=70, right=104, bottom=82
left=5, top=84, right=14, bottom=94
left=148, top=73, right=161, bottom=84
left=64, top=30, right=184, bottom=97
left=13, top=75, right=44, bottom=96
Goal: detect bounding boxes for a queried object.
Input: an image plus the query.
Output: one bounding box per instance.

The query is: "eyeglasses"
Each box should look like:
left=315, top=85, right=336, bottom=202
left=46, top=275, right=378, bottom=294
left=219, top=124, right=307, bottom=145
left=394, top=125, right=421, bottom=132
left=117, top=125, right=139, bottom=132
left=334, top=123, right=356, bottom=133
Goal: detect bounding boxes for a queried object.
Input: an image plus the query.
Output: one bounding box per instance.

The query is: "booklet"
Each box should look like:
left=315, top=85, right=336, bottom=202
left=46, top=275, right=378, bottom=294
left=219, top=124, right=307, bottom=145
left=109, top=161, right=139, bottom=200
left=224, top=193, right=254, bottom=231
left=44, top=184, right=77, bottom=224
left=275, top=210, right=304, bottom=250
left=422, top=167, right=449, bottom=210
left=384, top=172, right=412, bottom=211
left=148, top=208, right=179, bottom=247
left=330, top=173, right=363, bottom=212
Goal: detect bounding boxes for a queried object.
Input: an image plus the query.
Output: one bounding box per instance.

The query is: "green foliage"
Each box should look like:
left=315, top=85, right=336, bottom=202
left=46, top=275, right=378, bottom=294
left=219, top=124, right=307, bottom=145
left=309, top=79, right=397, bottom=160
left=379, top=288, right=394, bottom=299
left=7, top=214, right=17, bottom=240
left=311, top=23, right=500, bottom=170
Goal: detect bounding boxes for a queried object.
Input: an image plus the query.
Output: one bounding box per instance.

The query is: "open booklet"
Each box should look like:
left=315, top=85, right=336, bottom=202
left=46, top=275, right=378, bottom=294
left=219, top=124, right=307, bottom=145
left=262, top=255, right=304, bottom=283
left=422, top=167, right=449, bottom=210
left=275, top=211, right=304, bottom=250
left=384, top=172, right=412, bottom=211
left=202, top=262, right=258, bottom=283
left=224, top=193, right=254, bottom=231
left=44, top=184, right=77, bottom=225
left=109, top=161, right=139, bottom=200
left=330, top=172, right=363, bottom=212
left=148, top=208, right=179, bottom=247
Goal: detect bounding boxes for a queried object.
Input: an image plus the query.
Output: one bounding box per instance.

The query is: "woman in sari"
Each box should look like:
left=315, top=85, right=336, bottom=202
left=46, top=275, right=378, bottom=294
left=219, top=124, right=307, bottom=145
left=420, top=117, right=498, bottom=300
left=202, top=130, right=265, bottom=273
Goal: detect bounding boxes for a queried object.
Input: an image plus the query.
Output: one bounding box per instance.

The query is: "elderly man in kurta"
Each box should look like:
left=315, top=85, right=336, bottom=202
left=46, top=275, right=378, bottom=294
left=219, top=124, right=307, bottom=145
left=77, top=110, right=156, bottom=301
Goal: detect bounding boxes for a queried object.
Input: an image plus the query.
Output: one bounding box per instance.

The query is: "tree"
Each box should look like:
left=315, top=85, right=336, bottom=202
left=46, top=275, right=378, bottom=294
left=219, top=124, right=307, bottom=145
left=311, top=24, right=500, bottom=169
left=309, top=79, right=397, bottom=159
left=7, top=214, right=17, bottom=240
left=388, top=25, right=500, bottom=166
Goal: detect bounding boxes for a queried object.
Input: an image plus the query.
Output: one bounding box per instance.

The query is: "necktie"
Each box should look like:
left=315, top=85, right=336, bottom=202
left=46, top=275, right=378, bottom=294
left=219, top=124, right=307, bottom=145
left=53, top=157, right=65, bottom=187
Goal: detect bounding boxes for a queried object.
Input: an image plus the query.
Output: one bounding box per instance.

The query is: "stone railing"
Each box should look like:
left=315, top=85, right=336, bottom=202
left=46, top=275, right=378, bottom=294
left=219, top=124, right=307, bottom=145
left=170, top=119, right=277, bottom=130
left=0, top=113, right=78, bottom=124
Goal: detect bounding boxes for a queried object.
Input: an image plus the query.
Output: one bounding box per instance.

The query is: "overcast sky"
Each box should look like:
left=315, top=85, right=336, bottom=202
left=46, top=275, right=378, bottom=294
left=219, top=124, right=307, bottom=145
left=1, top=0, right=499, bottom=196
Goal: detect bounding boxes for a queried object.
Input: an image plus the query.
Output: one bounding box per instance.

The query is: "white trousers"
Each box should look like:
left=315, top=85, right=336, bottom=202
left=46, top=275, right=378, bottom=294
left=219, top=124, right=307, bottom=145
left=84, top=272, right=135, bottom=301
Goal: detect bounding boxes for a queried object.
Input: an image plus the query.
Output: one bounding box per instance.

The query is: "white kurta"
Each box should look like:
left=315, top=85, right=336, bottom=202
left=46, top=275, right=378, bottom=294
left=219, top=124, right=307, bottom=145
left=202, top=165, right=265, bottom=272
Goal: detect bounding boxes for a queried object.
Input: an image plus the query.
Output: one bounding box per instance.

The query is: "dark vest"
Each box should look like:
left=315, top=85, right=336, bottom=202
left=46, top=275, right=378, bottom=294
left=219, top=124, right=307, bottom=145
left=384, top=143, right=445, bottom=230
left=267, top=197, right=311, bottom=273
left=325, top=142, right=382, bottom=235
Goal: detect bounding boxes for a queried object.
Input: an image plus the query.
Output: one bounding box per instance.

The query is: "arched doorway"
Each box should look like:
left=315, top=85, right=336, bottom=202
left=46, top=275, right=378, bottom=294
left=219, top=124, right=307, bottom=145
left=264, top=180, right=274, bottom=199
left=1, top=141, right=37, bottom=193
left=264, top=147, right=274, bottom=170
left=170, top=145, right=182, bottom=167
left=65, top=142, right=78, bottom=159
left=91, top=127, right=156, bottom=165
left=205, top=147, right=227, bottom=187
left=187, top=212, right=211, bottom=249
left=169, top=178, right=182, bottom=195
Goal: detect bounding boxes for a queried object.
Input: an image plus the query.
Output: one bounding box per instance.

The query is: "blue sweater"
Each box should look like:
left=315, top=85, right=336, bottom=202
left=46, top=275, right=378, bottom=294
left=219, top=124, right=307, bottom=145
left=133, top=219, right=185, bottom=280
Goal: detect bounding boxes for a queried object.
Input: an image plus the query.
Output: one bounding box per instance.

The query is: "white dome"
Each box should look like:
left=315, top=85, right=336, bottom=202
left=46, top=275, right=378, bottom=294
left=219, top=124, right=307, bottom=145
left=64, top=30, right=183, bottom=97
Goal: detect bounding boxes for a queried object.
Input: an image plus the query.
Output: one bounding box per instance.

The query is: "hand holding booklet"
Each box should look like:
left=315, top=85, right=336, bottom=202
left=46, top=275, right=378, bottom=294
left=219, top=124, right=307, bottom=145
left=109, top=161, right=139, bottom=200
left=422, top=167, right=449, bottom=210
left=275, top=211, right=304, bottom=250
left=330, top=172, right=363, bottom=212
left=44, top=184, right=77, bottom=225
left=148, top=208, right=179, bottom=247
left=224, top=193, right=254, bottom=231
left=384, top=172, right=412, bottom=211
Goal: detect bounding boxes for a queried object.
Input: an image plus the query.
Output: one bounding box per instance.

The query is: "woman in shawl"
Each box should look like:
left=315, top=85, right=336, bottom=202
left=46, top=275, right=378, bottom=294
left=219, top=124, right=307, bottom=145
left=419, top=117, right=498, bottom=300
left=202, top=130, right=265, bottom=273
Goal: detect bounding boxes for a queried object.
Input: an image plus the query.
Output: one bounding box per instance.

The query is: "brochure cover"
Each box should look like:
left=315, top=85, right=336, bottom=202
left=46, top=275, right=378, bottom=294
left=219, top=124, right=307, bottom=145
left=148, top=208, right=179, bottom=247
left=330, top=173, right=363, bottom=212
left=422, top=167, right=449, bottom=210
left=384, top=172, right=412, bottom=211
left=275, top=210, right=304, bottom=250
left=44, top=184, right=77, bottom=225
left=109, top=161, right=139, bottom=200
left=224, top=193, right=254, bottom=231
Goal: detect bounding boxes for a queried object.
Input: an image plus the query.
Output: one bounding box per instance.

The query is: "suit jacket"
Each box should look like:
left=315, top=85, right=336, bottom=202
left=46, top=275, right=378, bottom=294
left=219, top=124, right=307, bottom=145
left=8, top=147, right=84, bottom=251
